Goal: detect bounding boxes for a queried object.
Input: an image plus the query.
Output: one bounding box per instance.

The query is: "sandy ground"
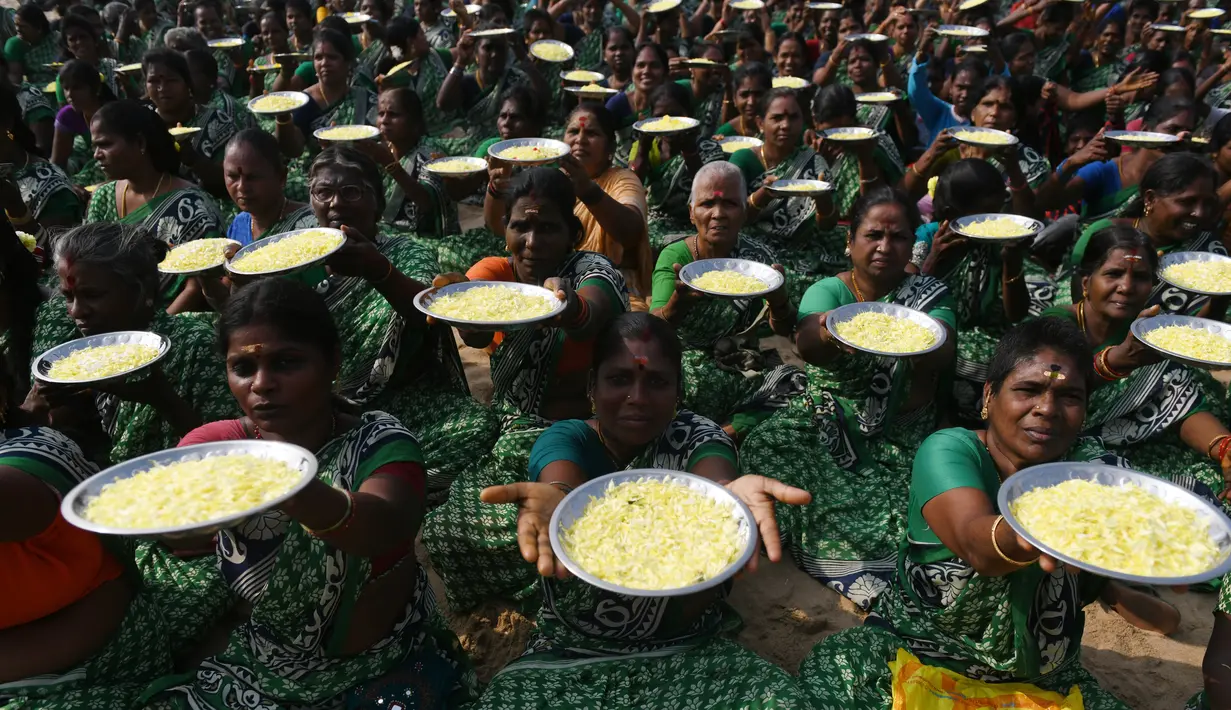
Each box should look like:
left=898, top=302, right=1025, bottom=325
left=436, top=204, right=1216, bottom=706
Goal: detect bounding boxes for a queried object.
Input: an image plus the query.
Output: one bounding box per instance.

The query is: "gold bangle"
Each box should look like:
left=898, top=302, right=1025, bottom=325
left=990, top=514, right=1037, bottom=567
left=1208, top=434, right=1230, bottom=459
left=747, top=193, right=764, bottom=210
left=301, top=486, right=353, bottom=535
left=1003, top=268, right=1024, bottom=284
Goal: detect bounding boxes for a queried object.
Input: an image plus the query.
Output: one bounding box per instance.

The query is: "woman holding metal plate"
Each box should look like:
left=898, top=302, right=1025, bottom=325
left=650, top=161, right=801, bottom=444
left=1040, top=225, right=1231, bottom=504
left=141, top=277, right=477, bottom=710
left=462, top=311, right=811, bottom=709
left=740, top=186, right=956, bottom=611
left=424, top=167, right=629, bottom=611
left=801, top=316, right=1176, bottom=710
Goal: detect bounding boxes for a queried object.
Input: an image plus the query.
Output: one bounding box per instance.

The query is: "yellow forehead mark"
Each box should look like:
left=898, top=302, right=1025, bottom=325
left=1044, top=364, right=1067, bottom=380
left=241, top=344, right=263, bottom=355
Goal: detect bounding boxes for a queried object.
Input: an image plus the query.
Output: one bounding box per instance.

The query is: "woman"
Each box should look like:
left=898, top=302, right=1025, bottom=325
left=1041, top=225, right=1231, bottom=501
left=731, top=86, right=901, bottom=302
left=1072, top=17, right=1125, bottom=92
left=632, top=82, right=725, bottom=251
left=355, top=0, right=390, bottom=82
left=915, top=158, right=1040, bottom=423
left=1071, top=152, right=1223, bottom=314
left=714, top=60, right=771, bottom=138
left=801, top=317, right=1150, bottom=710
left=572, top=0, right=640, bottom=71
left=55, top=14, right=123, bottom=100
left=142, top=278, right=477, bottom=709
left=377, top=17, right=456, bottom=138
left=679, top=41, right=727, bottom=138
left=601, top=25, right=635, bottom=93
left=740, top=187, right=957, bottom=609
left=486, top=104, right=651, bottom=310
left=433, top=25, right=546, bottom=156
left=605, top=42, right=667, bottom=129
left=51, top=59, right=112, bottom=188
left=423, top=167, right=628, bottom=610
left=223, top=128, right=314, bottom=247
left=0, top=82, right=81, bottom=235
left=965, top=75, right=1053, bottom=188
left=1037, top=95, right=1195, bottom=224
left=414, top=0, right=453, bottom=49
left=276, top=27, right=376, bottom=198
left=126, top=0, right=173, bottom=57
left=828, top=38, right=916, bottom=151
left=470, top=85, right=546, bottom=159
left=196, top=0, right=250, bottom=97
left=651, top=161, right=802, bottom=441
left=285, top=0, right=316, bottom=51
left=145, top=49, right=240, bottom=199
left=361, top=87, right=458, bottom=238
left=248, top=11, right=292, bottom=95
left=4, top=4, right=58, bottom=88
left=83, top=100, right=225, bottom=256
left=465, top=312, right=811, bottom=709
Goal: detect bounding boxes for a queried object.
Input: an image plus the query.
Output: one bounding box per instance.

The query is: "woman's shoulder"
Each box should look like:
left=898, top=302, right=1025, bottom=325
left=918, top=427, right=982, bottom=461
left=1037, top=304, right=1077, bottom=322
left=0, top=425, right=97, bottom=487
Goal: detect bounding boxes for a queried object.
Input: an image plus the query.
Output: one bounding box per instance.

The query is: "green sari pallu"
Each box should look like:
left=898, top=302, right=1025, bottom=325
left=801, top=430, right=1131, bottom=710
left=436, top=68, right=530, bottom=157
left=470, top=413, right=810, bottom=710
left=16, top=81, right=53, bottom=136
left=0, top=427, right=174, bottom=710
left=142, top=412, right=478, bottom=710
left=382, top=137, right=461, bottom=238
left=573, top=28, right=603, bottom=71
left=1033, top=36, right=1070, bottom=82
left=661, top=236, right=807, bottom=437
left=316, top=234, right=497, bottom=501
left=15, top=159, right=83, bottom=225
left=19, top=33, right=60, bottom=85
left=644, top=137, right=725, bottom=252
left=285, top=86, right=377, bottom=201
left=422, top=251, right=629, bottom=611
left=739, top=274, right=954, bottom=611
left=179, top=106, right=242, bottom=186
left=1072, top=58, right=1123, bottom=94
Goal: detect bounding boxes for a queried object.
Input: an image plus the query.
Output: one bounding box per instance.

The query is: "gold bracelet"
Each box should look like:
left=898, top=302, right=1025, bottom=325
left=990, top=514, right=1037, bottom=567
left=747, top=193, right=764, bottom=210
left=1003, top=268, right=1024, bottom=284
left=301, top=486, right=354, bottom=535
left=383, top=161, right=401, bottom=174
left=1208, top=434, right=1230, bottom=459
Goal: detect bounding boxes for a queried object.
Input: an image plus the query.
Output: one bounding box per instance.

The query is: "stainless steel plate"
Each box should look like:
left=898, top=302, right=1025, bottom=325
left=950, top=126, right=1019, bottom=147
left=766, top=178, right=833, bottom=198
left=679, top=258, right=784, bottom=298
left=1158, top=251, right=1231, bottom=296
left=549, top=469, right=757, bottom=597
left=157, top=238, right=241, bottom=275
left=1131, top=314, right=1231, bottom=369
left=950, top=213, right=1043, bottom=242
left=938, top=24, right=989, bottom=37
left=313, top=124, right=380, bottom=142
left=1104, top=130, right=1181, bottom=148
left=845, top=32, right=889, bottom=42
left=560, top=69, right=604, bottom=83
left=820, top=126, right=879, bottom=143
left=61, top=440, right=318, bottom=542
left=487, top=137, right=570, bottom=163
left=564, top=84, right=619, bottom=99
left=422, top=156, right=488, bottom=177
left=414, top=280, right=566, bottom=330
left=855, top=90, right=903, bottom=103
left=530, top=39, right=575, bottom=62
left=247, top=91, right=309, bottom=114
left=225, top=227, right=346, bottom=278
left=33, top=331, right=171, bottom=385
left=633, top=116, right=700, bottom=134
left=997, top=462, right=1231, bottom=585
left=718, top=136, right=762, bottom=154
left=826, top=301, right=947, bottom=357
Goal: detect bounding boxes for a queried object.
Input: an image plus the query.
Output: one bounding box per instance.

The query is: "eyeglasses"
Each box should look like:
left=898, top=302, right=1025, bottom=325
left=310, top=184, right=366, bottom=204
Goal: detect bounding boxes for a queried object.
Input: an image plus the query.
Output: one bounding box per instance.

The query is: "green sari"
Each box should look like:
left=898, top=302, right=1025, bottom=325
left=1072, top=56, right=1122, bottom=93
left=15, top=159, right=83, bottom=225
left=422, top=21, right=454, bottom=49
left=730, top=142, right=904, bottom=304
left=468, top=412, right=810, bottom=710
left=652, top=237, right=806, bottom=436
left=16, top=81, right=53, bottom=133
left=1033, top=35, right=1071, bottom=82
left=356, top=37, right=386, bottom=85
left=18, top=33, right=60, bottom=85
left=644, top=137, right=725, bottom=252
left=285, top=86, right=376, bottom=201
left=142, top=412, right=478, bottom=709
left=382, top=137, right=460, bottom=238
left=85, top=181, right=225, bottom=246
left=436, top=67, right=531, bottom=156
left=739, top=274, right=955, bottom=610
left=0, top=427, right=175, bottom=710
left=315, top=234, right=498, bottom=501
left=422, top=251, right=629, bottom=610
left=204, top=89, right=257, bottom=129
left=179, top=105, right=243, bottom=184
left=573, top=27, right=604, bottom=71
left=801, top=429, right=1130, bottom=710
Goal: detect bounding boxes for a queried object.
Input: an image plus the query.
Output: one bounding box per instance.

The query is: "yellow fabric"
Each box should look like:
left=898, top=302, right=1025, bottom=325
left=316, top=5, right=330, bottom=22
left=574, top=166, right=650, bottom=311
left=889, top=649, right=1084, bottom=710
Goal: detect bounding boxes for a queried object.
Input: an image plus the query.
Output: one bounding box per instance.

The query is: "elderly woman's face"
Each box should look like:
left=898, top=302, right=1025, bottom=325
left=851, top=202, right=913, bottom=281
left=593, top=337, right=678, bottom=448
left=224, top=142, right=285, bottom=216
left=984, top=347, right=1086, bottom=464
left=690, top=171, right=746, bottom=254
left=506, top=195, right=575, bottom=283
left=310, top=164, right=379, bottom=233
left=846, top=44, right=876, bottom=84
left=56, top=259, right=146, bottom=336
left=225, top=323, right=339, bottom=437
left=1082, top=247, right=1154, bottom=323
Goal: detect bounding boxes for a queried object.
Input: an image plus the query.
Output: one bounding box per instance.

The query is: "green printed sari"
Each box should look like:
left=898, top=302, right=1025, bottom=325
left=739, top=274, right=954, bottom=611
left=15, top=159, right=83, bottom=225
left=655, top=237, right=807, bottom=436
left=644, top=137, right=725, bottom=251
left=469, top=412, right=809, bottom=710
left=437, top=67, right=530, bottom=156
left=801, top=430, right=1130, bottom=710
left=18, top=33, right=60, bottom=85
left=382, top=137, right=461, bottom=238
left=142, top=412, right=478, bottom=710
left=356, top=37, right=387, bottom=85
left=285, top=86, right=376, bottom=201
left=1033, top=36, right=1070, bottom=82
left=0, top=427, right=175, bottom=710
left=178, top=105, right=243, bottom=184
left=204, top=88, right=256, bottom=129
left=422, top=21, right=454, bottom=49
left=422, top=251, right=629, bottom=610
left=1072, top=57, right=1122, bottom=93
left=85, top=181, right=225, bottom=246
left=573, top=27, right=604, bottom=71
left=316, top=234, right=498, bottom=500
left=16, top=81, right=53, bottom=132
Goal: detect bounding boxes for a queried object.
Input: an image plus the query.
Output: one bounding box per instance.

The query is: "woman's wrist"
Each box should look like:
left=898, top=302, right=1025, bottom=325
left=578, top=181, right=604, bottom=205
left=365, top=254, right=395, bottom=284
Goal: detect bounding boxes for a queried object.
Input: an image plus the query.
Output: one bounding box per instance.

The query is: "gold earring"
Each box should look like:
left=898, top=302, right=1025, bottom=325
left=1082, top=287, right=1088, bottom=301
left=844, top=241, right=851, bottom=257
left=1144, top=203, right=1152, bottom=216
left=980, top=400, right=989, bottom=419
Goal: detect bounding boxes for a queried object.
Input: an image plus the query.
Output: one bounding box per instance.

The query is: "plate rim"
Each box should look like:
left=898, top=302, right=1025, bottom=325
left=247, top=91, right=310, bottom=114
left=1131, top=314, right=1231, bottom=369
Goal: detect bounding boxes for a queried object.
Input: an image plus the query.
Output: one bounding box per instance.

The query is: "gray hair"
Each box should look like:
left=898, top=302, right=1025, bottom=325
left=689, top=161, right=748, bottom=207
left=52, top=222, right=167, bottom=300
left=102, top=2, right=130, bottom=30
left=164, top=27, right=208, bottom=52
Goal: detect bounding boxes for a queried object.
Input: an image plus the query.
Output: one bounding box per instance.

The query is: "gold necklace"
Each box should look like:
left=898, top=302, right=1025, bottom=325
left=120, top=172, right=168, bottom=219
left=687, top=236, right=700, bottom=260
left=850, top=271, right=865, bottom=302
